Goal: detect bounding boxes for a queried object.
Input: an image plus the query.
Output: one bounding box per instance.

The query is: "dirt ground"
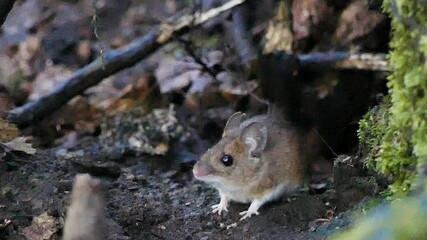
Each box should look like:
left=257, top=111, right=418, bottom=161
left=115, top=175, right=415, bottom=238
left=0, top=134, right=374, bottom=240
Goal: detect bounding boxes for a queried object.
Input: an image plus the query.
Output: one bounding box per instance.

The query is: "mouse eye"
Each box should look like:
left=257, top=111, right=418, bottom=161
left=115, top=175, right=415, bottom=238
left=221, top=154, right=233, bottom=167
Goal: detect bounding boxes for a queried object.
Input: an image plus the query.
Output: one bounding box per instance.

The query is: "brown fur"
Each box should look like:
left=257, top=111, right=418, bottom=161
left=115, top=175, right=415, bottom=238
left=194, top=112, right=321, bottom=206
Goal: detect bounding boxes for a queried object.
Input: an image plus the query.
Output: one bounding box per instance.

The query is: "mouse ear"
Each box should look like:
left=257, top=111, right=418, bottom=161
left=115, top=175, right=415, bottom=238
left=240, top=122, right=268, bottom=157
left=223, top=112, right=246, bottom=137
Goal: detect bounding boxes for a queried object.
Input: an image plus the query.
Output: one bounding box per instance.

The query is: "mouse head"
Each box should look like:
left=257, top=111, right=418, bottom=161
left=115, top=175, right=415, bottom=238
left=193, top=112, right=268, bottom=184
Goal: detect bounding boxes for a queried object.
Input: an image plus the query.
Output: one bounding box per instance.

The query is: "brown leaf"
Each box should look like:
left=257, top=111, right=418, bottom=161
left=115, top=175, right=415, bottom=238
left=334, top=0, right=386, bottom=45
left=263, top=1, right=294, bottom=53
left=105, top=75, right=161, bottom=115
left=292, top=0, right=333, bottom=40
left=0, top=119, right=20, bottom=142
left=48, top=97, right=102, bottom=133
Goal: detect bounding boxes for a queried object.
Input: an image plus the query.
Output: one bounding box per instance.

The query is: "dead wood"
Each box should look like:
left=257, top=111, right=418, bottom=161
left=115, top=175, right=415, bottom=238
left=7, top=0, right=247, bottom=128
left=299, top=52, right=389, bottom=71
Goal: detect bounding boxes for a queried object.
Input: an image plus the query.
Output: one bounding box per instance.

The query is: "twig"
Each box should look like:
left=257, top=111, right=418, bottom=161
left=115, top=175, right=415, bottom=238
left=311, top=128, right=338, bottom=158
left=0, top=0, right=17, bottom=28
left=7, top=0, right=248, bottom=128
left=177, top=38, right=219, bottom=79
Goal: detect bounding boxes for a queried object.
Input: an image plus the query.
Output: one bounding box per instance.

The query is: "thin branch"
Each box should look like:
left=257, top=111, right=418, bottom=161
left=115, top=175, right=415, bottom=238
left=177, top=38, right=219, bottom=79
left=7, top=0, right=248, bottom=127
left=311, top=128, right=338, bottom=158
left=299, top=52, right=389, bottom=71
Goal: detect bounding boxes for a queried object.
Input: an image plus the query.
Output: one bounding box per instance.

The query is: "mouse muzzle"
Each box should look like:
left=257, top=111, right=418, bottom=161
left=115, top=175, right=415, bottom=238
left=192, top=162, right=214, bottom=180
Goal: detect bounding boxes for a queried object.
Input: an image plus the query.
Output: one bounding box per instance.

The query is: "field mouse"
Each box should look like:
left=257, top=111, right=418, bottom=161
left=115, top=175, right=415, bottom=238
left=193, top=112, right=320, bottom=220
left=63, top=174, right=107, bottom=240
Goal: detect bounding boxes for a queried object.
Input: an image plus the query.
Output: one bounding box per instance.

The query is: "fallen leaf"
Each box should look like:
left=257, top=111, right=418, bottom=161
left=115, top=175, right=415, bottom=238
left=334, top=0, right=386, bottom=45
left=263, top=1, right=293, bottom=53
left=218, top=73, right=258, bottom=96
left=0, top=119, right=20, bottom=142
left=4, top=137, right=36, bottom=154
left=22, top=212, right=59, bottom=240
left=105, top=75, right=162, bottom=115
left=43, top=96, right=102, bottom=135
left=155, top=57, right=214, bottom=94
left=292, top=0, right=333, bottom=40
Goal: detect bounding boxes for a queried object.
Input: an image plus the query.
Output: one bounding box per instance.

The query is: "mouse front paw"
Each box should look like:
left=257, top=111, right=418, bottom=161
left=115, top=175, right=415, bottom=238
left=239, top=209, right=259, bottom=220
left=211, top=202, right=228, bottom=215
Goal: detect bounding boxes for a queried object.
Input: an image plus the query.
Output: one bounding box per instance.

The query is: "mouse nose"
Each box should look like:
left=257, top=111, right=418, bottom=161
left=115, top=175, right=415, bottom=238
left=192, top=167, right=202, bottom=178
left=193, top=164, right=207, bottom=179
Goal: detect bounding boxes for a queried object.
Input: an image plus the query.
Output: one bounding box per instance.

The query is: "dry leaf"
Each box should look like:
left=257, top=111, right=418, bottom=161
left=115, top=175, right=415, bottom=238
left=47, top=97, right=102, bottom=134
left=4, top=137, right=36, bottom=154
left=22, top=212, right=59, bottom=240
left=105, top=75, right=160, bottom=115
left=155, top=57, right=214, bottom=94
left=334, top=0, right=386, bottom=45
left=0, top=119, right=20, bottom=142
left=292, top=0, right=333, bottom=40
left=217, top=73, right=258, bottom=95
left=263, top=1, right=293, bottom=53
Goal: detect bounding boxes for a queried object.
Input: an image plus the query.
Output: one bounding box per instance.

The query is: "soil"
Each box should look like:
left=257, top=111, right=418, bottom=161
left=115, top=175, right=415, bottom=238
left=0, top=136, right=371, bottom=240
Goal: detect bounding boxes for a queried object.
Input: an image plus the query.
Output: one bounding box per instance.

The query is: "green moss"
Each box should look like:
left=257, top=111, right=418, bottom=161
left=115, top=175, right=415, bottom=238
left=358, top=0, right=427, bottom=197
left=358, top=97, right=391, bottom=171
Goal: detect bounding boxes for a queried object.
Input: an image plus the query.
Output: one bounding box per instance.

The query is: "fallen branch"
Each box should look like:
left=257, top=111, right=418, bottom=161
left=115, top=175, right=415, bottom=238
left=7, top=0, right=247, bottom=127
left=299, top=52, right=389, bottom=71
left=0, top=0, right=17, bottom=28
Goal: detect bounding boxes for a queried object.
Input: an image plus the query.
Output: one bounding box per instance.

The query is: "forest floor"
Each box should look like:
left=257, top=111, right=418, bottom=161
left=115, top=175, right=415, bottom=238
left=0, top=136, right=376, bottom=239
left=0, top=0, right=387, bottom=239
